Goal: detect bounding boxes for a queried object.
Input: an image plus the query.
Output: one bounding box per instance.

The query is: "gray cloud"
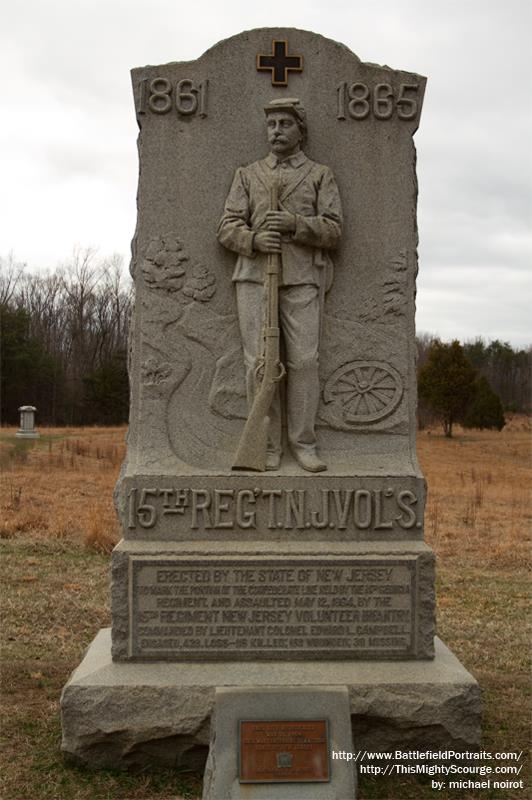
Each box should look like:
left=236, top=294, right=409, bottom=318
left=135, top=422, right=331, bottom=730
left=1, top=0, right=531, bottom=345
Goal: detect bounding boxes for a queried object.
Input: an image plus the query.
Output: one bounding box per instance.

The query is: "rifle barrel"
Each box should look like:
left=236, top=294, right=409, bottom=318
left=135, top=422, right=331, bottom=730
left=231, top=179, right=283, bottom=471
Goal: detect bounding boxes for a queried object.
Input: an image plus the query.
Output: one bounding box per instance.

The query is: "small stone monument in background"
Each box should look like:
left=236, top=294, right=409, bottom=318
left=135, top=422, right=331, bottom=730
left=61, top=28, right=481, bottom=798
left=16, top=406, right=39, bottom=439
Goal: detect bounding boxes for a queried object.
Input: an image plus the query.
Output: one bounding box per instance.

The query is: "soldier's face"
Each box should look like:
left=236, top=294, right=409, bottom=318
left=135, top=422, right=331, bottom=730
left=266, top=112, right=302, bottom=156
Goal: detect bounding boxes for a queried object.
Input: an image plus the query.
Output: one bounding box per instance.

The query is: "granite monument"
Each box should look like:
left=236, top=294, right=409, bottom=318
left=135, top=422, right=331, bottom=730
left=16, top=405, right=39, bottom=439
left=61, top=29, right=481, bottom=797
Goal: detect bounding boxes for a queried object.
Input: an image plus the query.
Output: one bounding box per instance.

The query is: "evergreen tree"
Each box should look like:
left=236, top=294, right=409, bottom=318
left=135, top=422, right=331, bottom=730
left=418, top=340, right=476, bottom=437
left=463, top=337, right=531, bottom=412
left=83, top=350, right=129, bottom=425
left=463, top=376, right=506, bottom=431
left=0, top=303, right=63, bottom=425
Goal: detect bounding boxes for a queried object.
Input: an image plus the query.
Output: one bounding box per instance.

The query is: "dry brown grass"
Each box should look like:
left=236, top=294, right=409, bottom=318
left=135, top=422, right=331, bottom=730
left=0, top=420, right=530, bottom=800
left=2, top=418, right=529, bottom=565
left=419, top=413, right=531, bottom=568
left=0, top=427, right=124, bottom=552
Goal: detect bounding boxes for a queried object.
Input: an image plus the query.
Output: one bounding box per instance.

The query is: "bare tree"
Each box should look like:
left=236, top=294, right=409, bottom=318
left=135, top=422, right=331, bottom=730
left=0, top=253, right=26, bottom=305
left=1, top=249, right=132, bottom=424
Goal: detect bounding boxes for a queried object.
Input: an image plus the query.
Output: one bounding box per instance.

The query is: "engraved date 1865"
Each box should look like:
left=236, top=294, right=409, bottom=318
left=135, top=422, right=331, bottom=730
left=336, top=81, right=419, bottom=121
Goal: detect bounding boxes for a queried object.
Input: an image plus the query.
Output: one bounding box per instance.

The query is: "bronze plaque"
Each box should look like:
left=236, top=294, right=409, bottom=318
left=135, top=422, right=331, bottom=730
left=239, top=719, right=330, bottom=783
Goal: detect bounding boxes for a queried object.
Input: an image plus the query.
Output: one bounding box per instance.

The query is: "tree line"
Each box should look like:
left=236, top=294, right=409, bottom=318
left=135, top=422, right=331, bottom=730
left=417, top=333, right=531, bottom=435
left=417, top=333, right=531, bottom=414
left=1, top=255, right=530, bottom=429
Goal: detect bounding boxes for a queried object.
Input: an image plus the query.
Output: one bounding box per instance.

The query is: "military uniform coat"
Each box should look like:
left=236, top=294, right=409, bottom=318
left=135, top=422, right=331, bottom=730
left=217, top=151, right=342, bottom=289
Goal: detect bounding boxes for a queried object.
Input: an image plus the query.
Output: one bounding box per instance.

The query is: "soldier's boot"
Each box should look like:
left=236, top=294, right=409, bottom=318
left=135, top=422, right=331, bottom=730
left=287, top=359, right=327, bottom=473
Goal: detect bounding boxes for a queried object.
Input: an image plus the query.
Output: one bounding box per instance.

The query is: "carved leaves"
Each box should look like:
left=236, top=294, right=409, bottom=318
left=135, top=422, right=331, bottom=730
left=141, top=233, right=216, bottom=302
left=141, top=234, right=187, bottom=291
left=382, top=251, right=408, bottom=318
left=355, top=250, right=409, bottom=324
left=356, top=296, right=381, bottom=323
left=142, top=357, right=172, bottom=386
left=183, top=265, right=216, bottom=302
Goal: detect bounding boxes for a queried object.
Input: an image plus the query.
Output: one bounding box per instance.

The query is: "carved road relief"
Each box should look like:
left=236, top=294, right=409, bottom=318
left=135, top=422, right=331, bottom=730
left=165, top=303, right=246, bottom=469
left=139, top=233, right=217, bottom=409
left=140, top=232, right=241, bottom=464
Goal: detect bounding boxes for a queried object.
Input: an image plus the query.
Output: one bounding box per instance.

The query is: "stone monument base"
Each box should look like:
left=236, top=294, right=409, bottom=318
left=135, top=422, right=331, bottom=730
left=110, top=539, right=436, bottom=662
left=61, top=629, right=481, bottom=773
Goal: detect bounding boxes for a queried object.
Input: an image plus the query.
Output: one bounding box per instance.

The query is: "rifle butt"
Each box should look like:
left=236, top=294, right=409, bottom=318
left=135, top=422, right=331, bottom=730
left=232, top=414, right=270, bottom=472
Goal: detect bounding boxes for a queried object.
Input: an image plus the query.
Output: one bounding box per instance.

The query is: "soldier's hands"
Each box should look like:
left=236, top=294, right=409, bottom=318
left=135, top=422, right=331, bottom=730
left=265, top=210, right=296, bottom=234
left=254, top=207, right=296, bottom=251
left=254, top=231, right=282, bottom=253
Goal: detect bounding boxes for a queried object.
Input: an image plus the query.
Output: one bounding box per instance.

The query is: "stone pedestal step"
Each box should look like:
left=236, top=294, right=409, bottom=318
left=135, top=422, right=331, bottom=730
left=61, top=629, right=480, bottom=774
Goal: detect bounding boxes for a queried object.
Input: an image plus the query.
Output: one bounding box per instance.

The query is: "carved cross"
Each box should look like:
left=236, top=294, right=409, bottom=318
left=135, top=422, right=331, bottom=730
left=256, top=40, right=303, bottom=87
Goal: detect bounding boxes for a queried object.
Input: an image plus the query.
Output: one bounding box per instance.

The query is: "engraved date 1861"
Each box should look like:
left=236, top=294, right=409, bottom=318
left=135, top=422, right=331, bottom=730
left=137, top=77, right=208, bottom=117
left=336, top=81, right=419, bottom=121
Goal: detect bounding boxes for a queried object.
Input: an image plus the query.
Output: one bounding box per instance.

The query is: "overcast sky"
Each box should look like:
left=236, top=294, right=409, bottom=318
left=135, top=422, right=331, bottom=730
left=2, top=0, right=531, bottom=346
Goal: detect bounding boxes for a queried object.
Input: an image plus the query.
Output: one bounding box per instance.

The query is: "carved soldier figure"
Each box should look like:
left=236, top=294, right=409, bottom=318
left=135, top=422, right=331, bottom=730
left=218, top=98, right=343, bottom=472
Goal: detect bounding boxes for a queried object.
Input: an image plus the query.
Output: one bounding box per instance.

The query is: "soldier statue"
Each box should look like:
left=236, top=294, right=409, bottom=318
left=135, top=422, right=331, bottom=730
left=218, top=98, right=342, bottom=472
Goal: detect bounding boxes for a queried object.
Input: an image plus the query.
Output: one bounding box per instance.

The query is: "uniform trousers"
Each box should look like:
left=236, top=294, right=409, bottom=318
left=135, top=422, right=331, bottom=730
left=235, top=281, right=321, bottom=456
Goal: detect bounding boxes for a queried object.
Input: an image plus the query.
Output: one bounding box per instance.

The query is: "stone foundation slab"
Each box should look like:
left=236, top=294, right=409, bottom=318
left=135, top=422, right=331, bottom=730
left=61, top=628, right=481, bottom=772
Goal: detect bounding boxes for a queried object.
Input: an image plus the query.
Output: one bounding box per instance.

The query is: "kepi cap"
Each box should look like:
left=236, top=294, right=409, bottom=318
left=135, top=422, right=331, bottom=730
left=264, top=98, right=306, bottom=123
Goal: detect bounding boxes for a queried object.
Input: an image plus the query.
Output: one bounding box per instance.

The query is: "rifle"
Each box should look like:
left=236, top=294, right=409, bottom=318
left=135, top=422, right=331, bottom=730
left=232, top=181, right=285, bottom=471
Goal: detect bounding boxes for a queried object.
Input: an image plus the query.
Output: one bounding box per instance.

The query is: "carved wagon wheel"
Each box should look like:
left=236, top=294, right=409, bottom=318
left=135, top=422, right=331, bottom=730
left=323, top=361, right=403, bottom=424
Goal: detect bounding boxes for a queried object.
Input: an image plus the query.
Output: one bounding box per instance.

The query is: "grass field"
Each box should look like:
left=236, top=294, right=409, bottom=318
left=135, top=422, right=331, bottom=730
left=1, top=419, right=530, bottom=800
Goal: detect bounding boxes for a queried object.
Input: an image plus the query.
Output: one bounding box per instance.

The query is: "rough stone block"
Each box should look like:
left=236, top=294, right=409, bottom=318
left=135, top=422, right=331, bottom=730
left=60, top=629, right=480, bottom=772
